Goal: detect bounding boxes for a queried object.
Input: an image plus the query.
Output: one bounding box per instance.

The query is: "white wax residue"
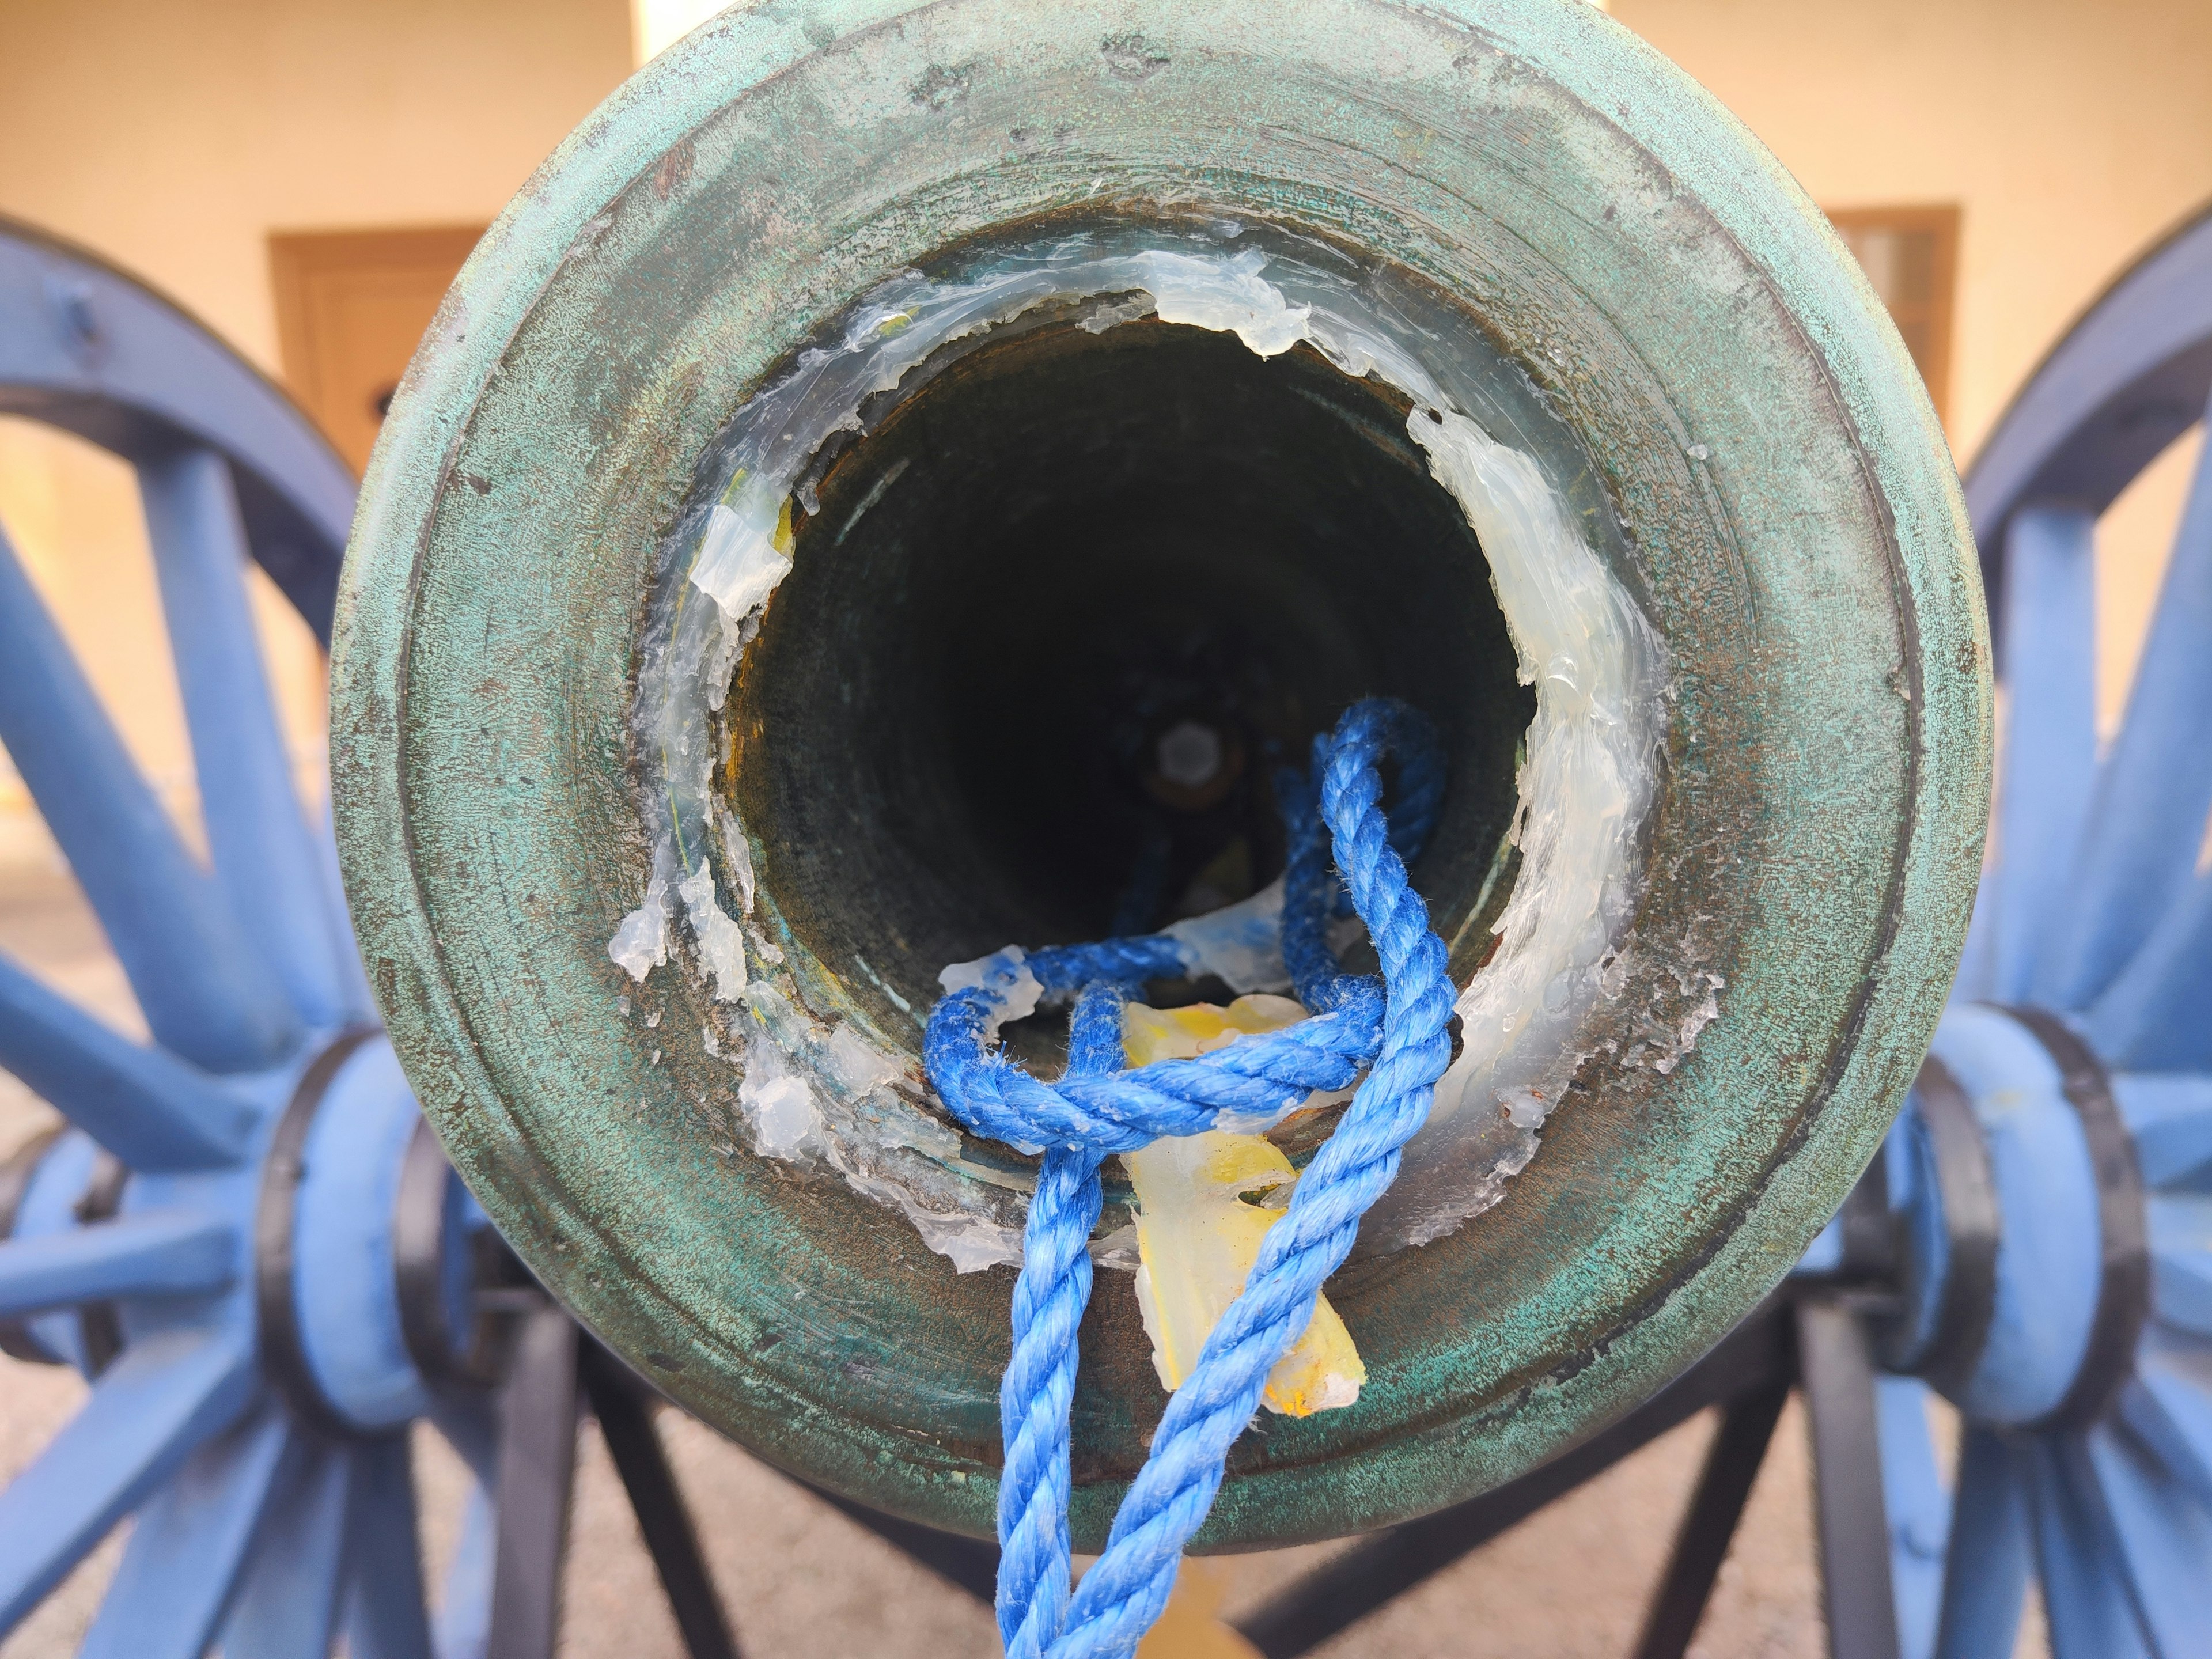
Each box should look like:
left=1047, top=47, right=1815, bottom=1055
left=1386, top=407, right=1668, bottom=1243
left=738, top=1041, right=821, bottom=1158
left=820, top=1022, right=900, bottom=1095
left=608, top=874, right=669, bottom=982
left=896, top=1208, right=1027, bottom=1274
left=717, top=804, right=757, bottom=913
left=690, top=490, right=791, bottom=621
left=677, top=864, right=748, bottom=1001
left=1130, top=248, right=1312, bottom=357
left=938, top=946, right=1044, bottom=1036
left=1162, top=878, right=1293, bottom=994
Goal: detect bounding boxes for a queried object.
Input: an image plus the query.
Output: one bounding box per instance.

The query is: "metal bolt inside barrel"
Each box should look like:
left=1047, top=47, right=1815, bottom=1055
left=1157, top=721, right=1222, bottom=790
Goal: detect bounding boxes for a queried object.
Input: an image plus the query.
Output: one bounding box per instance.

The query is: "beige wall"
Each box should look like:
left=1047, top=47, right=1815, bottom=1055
left=0, top=0, right=633, bottom=868
left=0, top=0, right=2205, bottom=872
left=0, top=0, right=632, bottom=376
left=1614, top=0, right=2212, bottom=725
left=1618, top=0, right=2212, bottom=459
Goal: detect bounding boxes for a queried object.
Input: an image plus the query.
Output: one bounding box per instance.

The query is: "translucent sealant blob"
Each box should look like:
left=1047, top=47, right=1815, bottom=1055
left=624, top=221, right=1679, bottom=1270
left=1368, top=409, right=1673, bottom=1248
left=731, top=982, right=1026, bottom=1272
left=677, top=864, right=748, bottom=1002
left=938, top=946, right=1045, bottom=1044
left=1162, top=878, right=1293, bottom=995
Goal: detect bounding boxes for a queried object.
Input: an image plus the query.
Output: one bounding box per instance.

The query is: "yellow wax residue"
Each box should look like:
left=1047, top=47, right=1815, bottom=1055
left=1122, top=997, right=1365, bottom=1418
left=771, top=495, right=795, bottom=555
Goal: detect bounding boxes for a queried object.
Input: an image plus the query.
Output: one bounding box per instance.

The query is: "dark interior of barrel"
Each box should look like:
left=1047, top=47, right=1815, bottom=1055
left=729, top=315, right=1533, bottom=1040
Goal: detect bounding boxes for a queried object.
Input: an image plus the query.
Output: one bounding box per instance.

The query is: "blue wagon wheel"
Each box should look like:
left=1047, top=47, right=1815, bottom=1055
left=0, top=217, right=753, bottom=1659
left=0, top=211, right=494, bottom=1657
left=1838, top=206, right=2212, bottom=1659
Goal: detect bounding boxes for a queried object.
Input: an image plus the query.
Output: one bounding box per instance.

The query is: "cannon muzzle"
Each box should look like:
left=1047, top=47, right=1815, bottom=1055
left=331, top=0, right=1989, bottom=1550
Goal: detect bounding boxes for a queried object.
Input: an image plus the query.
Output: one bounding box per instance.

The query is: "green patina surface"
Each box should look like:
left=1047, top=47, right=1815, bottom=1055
left=330, top=0, right=1991, bottom=1548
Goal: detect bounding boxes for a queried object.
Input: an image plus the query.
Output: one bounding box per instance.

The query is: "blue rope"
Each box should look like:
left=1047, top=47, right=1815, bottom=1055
left=925, top=698, right=1455, bottom=1659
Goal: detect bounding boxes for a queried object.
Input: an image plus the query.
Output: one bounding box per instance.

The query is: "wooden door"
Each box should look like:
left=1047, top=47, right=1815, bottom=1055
left=1828, top=204, right=1963, bottom=429
left=268, top=225, right=487, bottom=475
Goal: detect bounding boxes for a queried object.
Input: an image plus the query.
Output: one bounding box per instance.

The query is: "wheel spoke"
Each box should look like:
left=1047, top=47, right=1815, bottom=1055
left=0, top=1323, right=255, bottom=1636
left=488, top=1305, right=580, bottom=1659
left=429, top=1397, right=500, bottom=1659
left=0, top=514, right=297, bottom=1071
left=222, top=1430, right=355, bottom=1659
left=141, top=447, right=354, bottom=1027
left=2117, top=1352, right=2212, bottom=1510
left=1876, top=1377, right=1948, bottom=1659
left=2040, top=414, right=2212, bottom=1009
left=0, top=1209, right=233, bottom=1319
left=1796, top=1301, right=1903, bottom=1659
left=2086, top=872, right=2212, bottom=1070
left=1931, top=1427, right=2029, bottom=1659
left=1950, top=880, right=1998, bottom=1004
left=1628, top=1380, right=1787, bottom=1659
left=345, top=1434, right=435, bottom=1659
left=1989, top=505, right=2098, bottom=1003
left=0, top=952, right=255, bottom=1169
left=431, top=1395, right=499, bottom=1488
left=2112, top=1073, right=2212, bottom=1187
left=436, top=1483, right=497, bottom=1659
left=579, top=1342, right=740, bottom=1659
left=2147, top=1193, right=2212, bottom=1337
left=78, top=1402, right=290, bottom=1659
left=2081, top=1419, right=2212, bottom=1651
left=2025, top=1438, right=2154, bottom=1659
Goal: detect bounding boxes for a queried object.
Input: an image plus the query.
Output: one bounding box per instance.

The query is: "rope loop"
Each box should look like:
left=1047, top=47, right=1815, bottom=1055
left=923, top=696, right=1456, bottom=1659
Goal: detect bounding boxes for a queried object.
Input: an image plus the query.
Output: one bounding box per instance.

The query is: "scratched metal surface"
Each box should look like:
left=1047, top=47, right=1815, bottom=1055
left=330, top=0, right=1990, bottom=1551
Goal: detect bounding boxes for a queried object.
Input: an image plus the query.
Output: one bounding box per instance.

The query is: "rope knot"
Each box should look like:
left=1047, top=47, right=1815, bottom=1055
left=922, top=697, right=1455, bottom=1659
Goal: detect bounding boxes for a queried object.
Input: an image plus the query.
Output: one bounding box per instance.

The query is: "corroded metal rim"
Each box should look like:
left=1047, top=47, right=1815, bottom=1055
left=333, top=0, right=1989, bottom=1548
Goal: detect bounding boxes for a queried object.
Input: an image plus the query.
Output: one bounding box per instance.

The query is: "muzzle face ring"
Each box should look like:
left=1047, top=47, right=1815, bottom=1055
left=334, top=0, right=1988, bottom=1548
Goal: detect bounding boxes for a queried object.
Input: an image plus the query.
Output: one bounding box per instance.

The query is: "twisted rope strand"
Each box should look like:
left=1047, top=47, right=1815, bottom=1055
left=995, top=981, right=1124, bottom=1659
left=925, top=698, right=1453, bottom=1659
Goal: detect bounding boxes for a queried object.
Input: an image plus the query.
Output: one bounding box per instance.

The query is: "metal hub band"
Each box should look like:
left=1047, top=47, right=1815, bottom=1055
left=252, top=1025, right=381, bottom=1440
left=1891, top=1053, right=2000, bottom=1395
left=2004, top=1005, right=2151, bottom=1430
left=393, top=1113, right=506, bottom=1391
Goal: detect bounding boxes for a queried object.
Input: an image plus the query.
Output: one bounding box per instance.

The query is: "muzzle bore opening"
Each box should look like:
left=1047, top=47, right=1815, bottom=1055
left=731, top=316, right=1533, bottom=1034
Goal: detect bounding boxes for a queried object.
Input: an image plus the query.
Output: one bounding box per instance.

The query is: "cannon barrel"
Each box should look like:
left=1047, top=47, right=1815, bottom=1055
left=331, top=0, right=1990, bottom=1550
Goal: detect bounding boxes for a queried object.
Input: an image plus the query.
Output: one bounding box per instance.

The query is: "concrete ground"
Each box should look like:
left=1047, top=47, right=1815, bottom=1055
left=0, top=862, right=2044, bottom=1658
